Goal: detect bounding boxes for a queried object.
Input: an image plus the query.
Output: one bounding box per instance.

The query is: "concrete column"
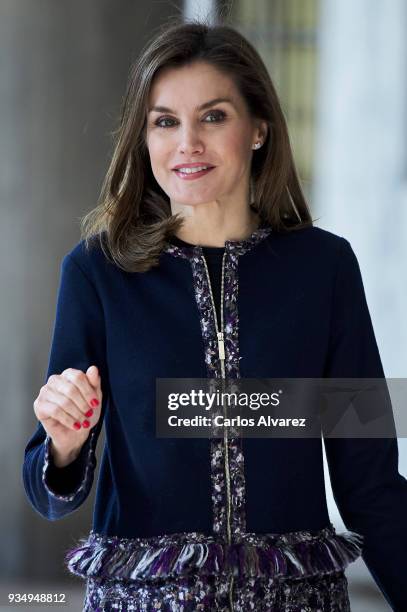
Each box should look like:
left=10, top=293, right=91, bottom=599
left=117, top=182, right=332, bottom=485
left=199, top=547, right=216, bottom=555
left=313, top=0, right=407, bottom=378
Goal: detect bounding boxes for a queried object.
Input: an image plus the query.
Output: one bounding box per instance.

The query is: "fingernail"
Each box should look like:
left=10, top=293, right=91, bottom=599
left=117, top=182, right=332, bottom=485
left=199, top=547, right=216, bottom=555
left=85, top=409, right=93, bottom=417
left=82, top=420, right=90, bottom=428
left=73, top=422, right=81, bottom=430
left=90, top=398, right=99, bottom=407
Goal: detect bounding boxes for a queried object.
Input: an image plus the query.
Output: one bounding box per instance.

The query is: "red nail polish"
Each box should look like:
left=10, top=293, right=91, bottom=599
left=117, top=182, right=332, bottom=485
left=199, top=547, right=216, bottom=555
left=82, top=420, right=90, bottom=428
left=90, top=398, right=99, bottom=407
left=74, top=422, right=81, bottom=430
left=85, top=409, right=93, bottom=418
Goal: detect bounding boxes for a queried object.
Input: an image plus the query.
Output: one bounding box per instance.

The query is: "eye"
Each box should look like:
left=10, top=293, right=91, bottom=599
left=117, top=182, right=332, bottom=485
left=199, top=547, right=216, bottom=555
left=154, top=117, right=175, bottom=128
left=203, top=110, right=226, bottom=123
left=154, top=109, right=226, bottom=128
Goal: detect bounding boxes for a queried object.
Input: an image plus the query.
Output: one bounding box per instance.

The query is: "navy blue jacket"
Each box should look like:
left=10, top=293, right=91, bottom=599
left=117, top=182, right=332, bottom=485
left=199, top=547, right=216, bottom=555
left=22, top=224, right=407, bottom=610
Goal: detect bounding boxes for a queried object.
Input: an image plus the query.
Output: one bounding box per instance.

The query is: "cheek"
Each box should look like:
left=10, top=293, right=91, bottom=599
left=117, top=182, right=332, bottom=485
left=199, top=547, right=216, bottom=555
left=217, top=127, right=251, bottom=158
left=147, top=138, right=170, bottom=174
left=223, top=137, right=252, bottom=172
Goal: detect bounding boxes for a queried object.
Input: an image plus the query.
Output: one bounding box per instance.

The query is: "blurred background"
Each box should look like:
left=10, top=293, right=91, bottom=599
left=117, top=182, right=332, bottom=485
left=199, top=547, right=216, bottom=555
left=1, top=0, right=406, bottom=610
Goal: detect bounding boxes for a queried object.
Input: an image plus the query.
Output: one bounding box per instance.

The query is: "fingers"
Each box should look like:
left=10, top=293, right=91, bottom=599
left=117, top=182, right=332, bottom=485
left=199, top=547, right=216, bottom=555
left=60, top=368, right=101, bottom=411
left=37, top=368, right=102, bottom=431
left=38, top=388, right=89, bottom=429
left=35, top=395, right=85, bottom=431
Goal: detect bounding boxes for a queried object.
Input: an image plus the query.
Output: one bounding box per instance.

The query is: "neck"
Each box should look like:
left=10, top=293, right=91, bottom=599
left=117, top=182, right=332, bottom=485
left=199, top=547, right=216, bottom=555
left=172, top=206, right=261, bottom=248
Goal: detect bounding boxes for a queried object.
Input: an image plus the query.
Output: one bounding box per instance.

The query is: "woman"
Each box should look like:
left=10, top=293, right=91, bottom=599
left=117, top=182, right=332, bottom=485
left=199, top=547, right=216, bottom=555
left=22, top=18, right=407, bottom=612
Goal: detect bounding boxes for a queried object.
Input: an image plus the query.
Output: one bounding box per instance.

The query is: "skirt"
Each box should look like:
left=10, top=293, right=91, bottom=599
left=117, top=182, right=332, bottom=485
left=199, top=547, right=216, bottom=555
left=82, top=569, right=351, bottom=611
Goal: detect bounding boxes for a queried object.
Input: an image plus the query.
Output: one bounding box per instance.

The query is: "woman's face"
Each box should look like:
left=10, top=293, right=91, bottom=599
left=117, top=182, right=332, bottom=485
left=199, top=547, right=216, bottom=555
left=145, top=61, right=266, bottom=208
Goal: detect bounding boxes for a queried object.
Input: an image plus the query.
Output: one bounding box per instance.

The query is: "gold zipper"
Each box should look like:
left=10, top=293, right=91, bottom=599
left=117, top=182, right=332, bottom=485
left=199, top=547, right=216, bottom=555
left=201, top=252, right=235, bottom=611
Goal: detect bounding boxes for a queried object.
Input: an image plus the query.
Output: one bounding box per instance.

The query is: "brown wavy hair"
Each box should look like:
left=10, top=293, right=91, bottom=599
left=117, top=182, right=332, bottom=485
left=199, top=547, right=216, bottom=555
left=80, top=16, right=315, bottom=273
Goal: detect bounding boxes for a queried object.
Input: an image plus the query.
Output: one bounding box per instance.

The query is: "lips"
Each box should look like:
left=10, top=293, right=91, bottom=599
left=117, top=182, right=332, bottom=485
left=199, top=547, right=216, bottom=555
left=173, top=166, right=216, bottom=180
left=172, top=163, right=215, bottom=171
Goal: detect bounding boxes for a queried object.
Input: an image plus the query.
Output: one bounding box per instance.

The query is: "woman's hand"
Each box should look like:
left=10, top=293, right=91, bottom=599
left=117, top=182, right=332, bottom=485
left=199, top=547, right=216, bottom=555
left=33, top=365, right=102, bottom=464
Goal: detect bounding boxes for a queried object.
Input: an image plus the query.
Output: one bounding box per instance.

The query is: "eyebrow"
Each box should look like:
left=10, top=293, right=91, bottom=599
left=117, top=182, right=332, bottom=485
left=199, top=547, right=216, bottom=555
left=148, top=97, right=235, bottom=114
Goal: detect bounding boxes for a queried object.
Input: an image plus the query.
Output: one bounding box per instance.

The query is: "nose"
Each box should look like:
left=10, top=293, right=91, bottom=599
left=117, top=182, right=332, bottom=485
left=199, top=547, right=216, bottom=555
left=177, top=126, right=204, bottom=155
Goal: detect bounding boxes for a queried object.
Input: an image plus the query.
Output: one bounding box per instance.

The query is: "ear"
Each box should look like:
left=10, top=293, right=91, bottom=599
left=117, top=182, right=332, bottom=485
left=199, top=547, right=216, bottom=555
left=253, top=119, right=268, bottom=146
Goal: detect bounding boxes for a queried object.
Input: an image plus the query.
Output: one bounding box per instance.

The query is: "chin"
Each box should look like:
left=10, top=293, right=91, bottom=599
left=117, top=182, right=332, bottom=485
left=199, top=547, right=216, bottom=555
left=171, top=193, right=221, bottom=206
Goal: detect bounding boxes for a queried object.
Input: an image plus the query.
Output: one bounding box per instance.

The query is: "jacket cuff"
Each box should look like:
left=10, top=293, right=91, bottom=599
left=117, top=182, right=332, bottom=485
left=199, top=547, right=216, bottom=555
left=42, top=432, right=97, bottom=501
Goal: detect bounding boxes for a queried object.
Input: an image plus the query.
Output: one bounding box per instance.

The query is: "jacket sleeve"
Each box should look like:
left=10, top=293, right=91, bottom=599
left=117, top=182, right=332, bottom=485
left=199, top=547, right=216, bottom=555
left=22, top=251, right=109, bottom=521
left=323, top=237, right=407, bottom=612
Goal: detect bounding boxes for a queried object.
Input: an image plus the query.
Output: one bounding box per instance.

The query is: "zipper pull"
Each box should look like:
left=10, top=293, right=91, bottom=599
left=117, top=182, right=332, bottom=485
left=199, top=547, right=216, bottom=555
left=217, top=331, right=225, bottom=360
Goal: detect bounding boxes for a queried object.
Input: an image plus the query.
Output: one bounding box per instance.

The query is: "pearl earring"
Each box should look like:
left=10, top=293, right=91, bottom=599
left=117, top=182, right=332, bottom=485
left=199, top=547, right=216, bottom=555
left=252, top=142, right=261, bottom=150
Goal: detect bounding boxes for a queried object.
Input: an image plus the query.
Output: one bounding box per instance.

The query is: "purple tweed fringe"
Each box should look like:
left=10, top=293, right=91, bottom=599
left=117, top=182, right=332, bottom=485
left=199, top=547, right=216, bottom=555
left=65, top=525, right=363, bottom=583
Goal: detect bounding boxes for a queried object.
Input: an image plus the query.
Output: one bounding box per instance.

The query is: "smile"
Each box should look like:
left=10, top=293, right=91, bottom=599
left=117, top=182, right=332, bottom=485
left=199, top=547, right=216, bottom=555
left=173, top=166, right=215, bottom=180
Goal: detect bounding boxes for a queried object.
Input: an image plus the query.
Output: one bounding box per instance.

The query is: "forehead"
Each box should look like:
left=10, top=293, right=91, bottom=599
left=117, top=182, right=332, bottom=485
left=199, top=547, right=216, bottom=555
left=148, top=62, right=240, bottom=107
